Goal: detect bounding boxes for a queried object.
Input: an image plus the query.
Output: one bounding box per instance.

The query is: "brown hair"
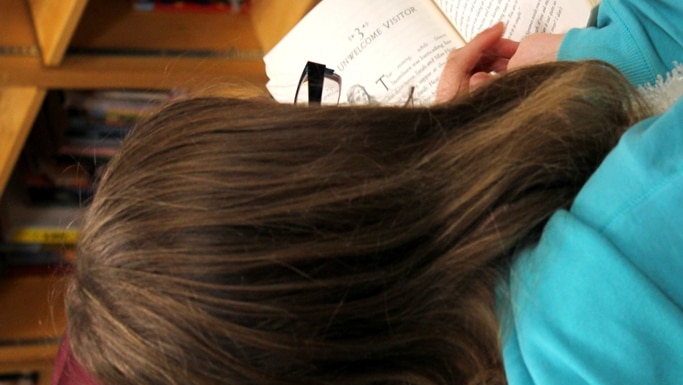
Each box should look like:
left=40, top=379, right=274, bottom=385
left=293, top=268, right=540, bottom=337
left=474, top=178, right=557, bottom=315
left=66, top=61, right=649, bottom=385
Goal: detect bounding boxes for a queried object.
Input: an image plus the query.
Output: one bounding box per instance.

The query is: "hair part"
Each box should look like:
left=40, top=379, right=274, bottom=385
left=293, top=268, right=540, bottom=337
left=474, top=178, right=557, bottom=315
left=67, top=61, right=649, bottom=385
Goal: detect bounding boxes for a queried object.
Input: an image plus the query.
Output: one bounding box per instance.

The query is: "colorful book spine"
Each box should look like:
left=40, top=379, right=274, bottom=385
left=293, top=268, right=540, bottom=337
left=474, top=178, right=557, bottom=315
left=0, top=372, right=38, bottom=385
left=133, top=0, right=251, bottom=13
left=9, top=228, right=80, bottom=246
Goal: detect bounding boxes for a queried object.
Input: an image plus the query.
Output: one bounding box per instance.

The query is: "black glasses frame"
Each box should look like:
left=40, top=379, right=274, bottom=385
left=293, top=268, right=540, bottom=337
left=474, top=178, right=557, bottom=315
left=294, top=61, right=342, bottom=105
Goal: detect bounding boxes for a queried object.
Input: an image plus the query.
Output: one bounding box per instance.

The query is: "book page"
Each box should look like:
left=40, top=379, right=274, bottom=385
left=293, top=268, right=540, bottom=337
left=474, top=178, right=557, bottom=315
left=264, top=0, right=466, bottom=105
left=433, top=0, right=594, bottom=42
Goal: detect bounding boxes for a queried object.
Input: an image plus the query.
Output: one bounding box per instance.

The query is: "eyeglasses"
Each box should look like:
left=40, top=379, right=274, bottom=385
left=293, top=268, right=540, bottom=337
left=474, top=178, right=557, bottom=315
left=294, top=61, right=342, bottom=106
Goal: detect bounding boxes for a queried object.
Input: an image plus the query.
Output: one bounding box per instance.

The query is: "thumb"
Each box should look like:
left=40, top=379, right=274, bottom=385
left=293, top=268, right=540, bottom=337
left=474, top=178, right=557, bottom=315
left=469, top=71, right=495, bottom=90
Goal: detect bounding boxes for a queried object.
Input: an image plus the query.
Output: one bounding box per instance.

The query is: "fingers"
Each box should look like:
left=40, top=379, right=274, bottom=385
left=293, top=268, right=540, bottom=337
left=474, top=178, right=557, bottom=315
left=488, top=38, right=520, bottom=60
left=474, top=38, right=519, bottom=73
left=456, top=22, right=507, bottom=73
left=435, top=23, right=520, bottom=103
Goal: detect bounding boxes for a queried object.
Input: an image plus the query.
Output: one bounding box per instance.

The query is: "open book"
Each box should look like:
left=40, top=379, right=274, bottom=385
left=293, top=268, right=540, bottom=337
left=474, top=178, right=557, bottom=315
left=264, top=0, right=600, bottom=105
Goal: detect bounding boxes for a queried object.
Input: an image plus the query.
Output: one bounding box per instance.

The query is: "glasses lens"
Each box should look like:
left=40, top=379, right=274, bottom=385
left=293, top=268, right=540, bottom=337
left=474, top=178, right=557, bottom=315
left=294, top=77, right=310, bottom=105
left=321, top=78, right=341, bottom=106
left=295, top=77, right=341, bottom=106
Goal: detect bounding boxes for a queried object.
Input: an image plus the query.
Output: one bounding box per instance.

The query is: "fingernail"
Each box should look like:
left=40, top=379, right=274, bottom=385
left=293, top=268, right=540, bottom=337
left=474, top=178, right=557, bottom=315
left=486, top=22, right=504, bottom=31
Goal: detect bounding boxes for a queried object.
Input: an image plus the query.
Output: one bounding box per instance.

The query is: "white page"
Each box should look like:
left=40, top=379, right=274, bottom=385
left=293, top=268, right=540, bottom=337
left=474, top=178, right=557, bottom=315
left=264, top=0, right=466, bottom=105
left=433, top=0, right=594, bottom=42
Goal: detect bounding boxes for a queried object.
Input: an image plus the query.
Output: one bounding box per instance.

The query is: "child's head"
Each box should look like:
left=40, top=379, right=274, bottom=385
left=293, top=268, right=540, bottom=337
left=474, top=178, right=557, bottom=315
left=66, top=61, right=648, bottom=385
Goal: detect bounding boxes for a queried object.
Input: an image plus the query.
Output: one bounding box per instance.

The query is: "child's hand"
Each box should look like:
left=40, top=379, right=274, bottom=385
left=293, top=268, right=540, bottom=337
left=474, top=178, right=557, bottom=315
left=435, top=22, right=518, bottom=103
left=507, top=33, right=565, bottom=70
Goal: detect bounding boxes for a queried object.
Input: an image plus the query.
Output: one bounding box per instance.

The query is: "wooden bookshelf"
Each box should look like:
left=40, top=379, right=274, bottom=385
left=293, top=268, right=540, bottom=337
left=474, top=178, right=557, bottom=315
left=0, top=0, right=303, bottom=91
left=71, top=0, right=262, bottom=52
left=0, top=274, right=67, bottom=385
left=0, top=0, right=317, bottom=381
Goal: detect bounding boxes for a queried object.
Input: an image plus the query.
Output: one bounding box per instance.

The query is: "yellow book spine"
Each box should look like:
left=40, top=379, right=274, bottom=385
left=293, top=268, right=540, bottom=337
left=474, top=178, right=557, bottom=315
left=11, top=228, right=80, bottom=245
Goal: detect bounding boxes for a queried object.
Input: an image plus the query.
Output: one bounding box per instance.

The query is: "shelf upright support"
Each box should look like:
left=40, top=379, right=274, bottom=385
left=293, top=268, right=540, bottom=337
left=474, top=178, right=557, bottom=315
left=0, top=87, right=47, bottom=196
left=27, top=0, right=89, bottom=66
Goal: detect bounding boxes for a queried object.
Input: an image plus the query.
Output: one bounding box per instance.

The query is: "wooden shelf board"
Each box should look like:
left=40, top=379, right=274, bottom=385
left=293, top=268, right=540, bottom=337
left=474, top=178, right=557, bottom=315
left=0, top=345, right=57, bottom=385
left=0, top=344, right=59, bottom=367
left=0, top=55, right=268, bottom=92
left=0, top=273, right=67, bottom=343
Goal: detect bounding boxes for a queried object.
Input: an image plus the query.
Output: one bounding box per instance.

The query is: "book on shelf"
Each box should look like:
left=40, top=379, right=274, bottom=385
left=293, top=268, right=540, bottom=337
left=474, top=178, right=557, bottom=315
left=0, top=373, right=38, bottom=385
left=0, top=90, right=174, bottom=267
left=0, top=242, right=74, bottom=276
left=132, top=0, right=251, bottom=13
left=0, top=177, right=82, bottom=246
left=64, top=89, right=173, bottom=123
left=264, top=0, right=600, bottom=106
left=58, top=89, right=175, bottom=158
